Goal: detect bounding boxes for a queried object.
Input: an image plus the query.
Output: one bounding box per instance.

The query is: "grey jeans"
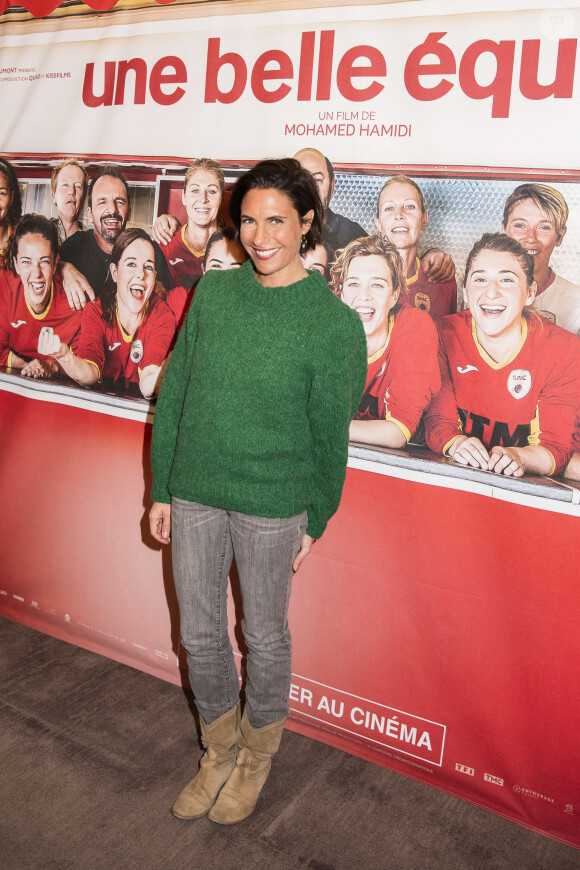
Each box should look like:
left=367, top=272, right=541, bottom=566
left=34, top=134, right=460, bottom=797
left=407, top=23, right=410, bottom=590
left=171, top=497, right=308, bottom=728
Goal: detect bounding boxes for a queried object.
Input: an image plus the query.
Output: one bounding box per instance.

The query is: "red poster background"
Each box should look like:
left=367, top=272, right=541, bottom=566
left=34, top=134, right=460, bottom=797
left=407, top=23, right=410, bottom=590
left=1, top=381, right=579, bottom=850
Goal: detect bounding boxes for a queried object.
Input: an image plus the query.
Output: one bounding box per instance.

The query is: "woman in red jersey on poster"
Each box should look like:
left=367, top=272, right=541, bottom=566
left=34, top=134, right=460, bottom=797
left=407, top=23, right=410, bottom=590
left=330, top=234, right=440, bottom=448
left=425, top=233, right=580, bottom=477
left=37, top=228, right=175, bottom=399
left=0, top=214, right=82, bottom=377
left=154, top=158, right=225, bottom=292
left=0, top=158, right=23, bottom=264
left=374, top=174, right=457, bottom=320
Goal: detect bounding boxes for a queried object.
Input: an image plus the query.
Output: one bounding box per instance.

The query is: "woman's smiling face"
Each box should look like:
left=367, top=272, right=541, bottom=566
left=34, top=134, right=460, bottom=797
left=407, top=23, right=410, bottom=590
left=503, top=198, right=563, bottom=281
left=111, top=238, right=156, bottom=317
left=341, top=254, right=399, bottom=353
left=465, top=248, right=535, bottom=342
left=14, top=232, right=57, bottom=313
left=182, top=169, right=222, bottom=229
left=374, top=181, right=427, bottom=253
left=239, top=187, right=313, bottom=287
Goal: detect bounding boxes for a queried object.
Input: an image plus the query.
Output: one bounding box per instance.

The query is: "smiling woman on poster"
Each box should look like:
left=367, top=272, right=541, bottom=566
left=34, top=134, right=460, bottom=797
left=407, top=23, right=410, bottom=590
left=331, top=235, right=440, bottom=448
left=0, top=214, right=82, bottom=376
left=153, top=158, right=225, bottom=290
left=38, top=228, right=175, bottom=399
left=425, top=233, right=580, bottom=478
left=149, top=158, right=366, bottom=826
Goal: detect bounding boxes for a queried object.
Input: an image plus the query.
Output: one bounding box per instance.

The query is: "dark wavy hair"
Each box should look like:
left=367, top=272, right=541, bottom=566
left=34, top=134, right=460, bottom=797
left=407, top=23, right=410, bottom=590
left=464, top=232, right=535, bottom=288
left=228, top=158, right=324, bottom=253
left=5, top=213, right=59, bottom=274
left=100, top=228, right=155, bottom=326
left=0, top=158, right=23, bottom=228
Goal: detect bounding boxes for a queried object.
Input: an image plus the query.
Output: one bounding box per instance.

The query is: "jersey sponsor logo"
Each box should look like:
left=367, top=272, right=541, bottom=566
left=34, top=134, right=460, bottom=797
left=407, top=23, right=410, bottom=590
left=108, top=342, right=122, bottom=351
left=414, top=291, right=430, bottom=312
left=130, top=338, right=144, bottom=364
left=169, top=257, right=184, bottom=266
left=507, top=369, right=532, bottom=399
left=456, top=364, right=478, bottom=374
left=11, top=319, right=26, bottom=329
left=484, top=773, right=504, bottom=786
left=456, top=763, right=474, bottom=776
left=458, top=408, right=530, bottom=447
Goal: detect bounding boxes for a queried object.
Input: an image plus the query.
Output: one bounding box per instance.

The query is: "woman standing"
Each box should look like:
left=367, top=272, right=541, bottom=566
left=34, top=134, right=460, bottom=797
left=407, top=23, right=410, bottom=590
left=149, top=158, right=366, bottom=825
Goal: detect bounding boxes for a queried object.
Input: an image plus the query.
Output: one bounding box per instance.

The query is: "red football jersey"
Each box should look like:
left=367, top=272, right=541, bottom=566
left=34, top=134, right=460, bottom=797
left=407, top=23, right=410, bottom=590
left=401, top=258, right=457, bottom=321
left=0, top=271, right=82, bottom=366
left=355, top=305, right=440, bottom=440
left=162, top=224, right=204, bottom=290
left=75, top=292, right=176, bottom=389
left=425, top=310, right=580, bottom=474
left=164, top=284, right=193, bottom=332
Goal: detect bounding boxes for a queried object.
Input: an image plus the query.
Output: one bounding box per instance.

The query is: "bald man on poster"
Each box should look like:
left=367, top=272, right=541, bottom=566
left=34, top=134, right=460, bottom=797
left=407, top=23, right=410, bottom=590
left=294, top=147, right=454, bottom=282
left=293, top=147, right=366, bottom=253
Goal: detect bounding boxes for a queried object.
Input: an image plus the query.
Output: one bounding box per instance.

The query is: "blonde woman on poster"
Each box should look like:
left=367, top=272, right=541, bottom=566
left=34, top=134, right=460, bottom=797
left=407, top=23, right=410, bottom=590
left=502, top=182, right=580, bottom=336
left=425, top=233, right=580, bottom=477
left=331, top=235, right=440, bottom=448
left=374, top=175, right=457, bottom=320
left=50, top=159, right=88, bottom=245
left=153, top=158, right=225, bottom=291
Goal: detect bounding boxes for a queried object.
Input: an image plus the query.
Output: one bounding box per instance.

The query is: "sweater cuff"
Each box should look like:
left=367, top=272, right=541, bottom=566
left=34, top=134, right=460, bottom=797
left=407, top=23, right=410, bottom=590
left=306, top=512, right=325, bottom=540
left=151, top=486, right=171, bottom=504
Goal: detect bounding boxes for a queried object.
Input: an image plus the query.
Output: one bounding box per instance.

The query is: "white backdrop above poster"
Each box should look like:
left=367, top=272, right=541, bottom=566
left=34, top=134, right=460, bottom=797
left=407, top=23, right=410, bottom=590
left=1, top=1, right=579, bottom=168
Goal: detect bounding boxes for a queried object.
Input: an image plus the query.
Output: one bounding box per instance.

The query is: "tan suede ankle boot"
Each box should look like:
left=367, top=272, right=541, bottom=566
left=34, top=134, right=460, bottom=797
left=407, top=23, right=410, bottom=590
left=207, top=708, right=286, bottom=825
left=171, top=702, right=240, bottom=820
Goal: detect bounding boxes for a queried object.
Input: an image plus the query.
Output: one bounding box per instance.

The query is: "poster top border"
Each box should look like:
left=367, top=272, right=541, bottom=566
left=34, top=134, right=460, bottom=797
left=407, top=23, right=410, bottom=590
left=2, top=0, right=577, bottom=45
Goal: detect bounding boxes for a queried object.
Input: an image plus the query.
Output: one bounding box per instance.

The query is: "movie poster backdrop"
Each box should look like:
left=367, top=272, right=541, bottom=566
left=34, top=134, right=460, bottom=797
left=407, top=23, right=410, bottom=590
left=2, top=0, right=580, bottom=850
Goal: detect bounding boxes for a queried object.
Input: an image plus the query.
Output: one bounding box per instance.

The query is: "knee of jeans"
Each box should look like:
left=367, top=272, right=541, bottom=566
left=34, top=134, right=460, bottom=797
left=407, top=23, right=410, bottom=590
left=243, top=624, right=291, bottom=654
left=180, top=623, right=230, bottom=655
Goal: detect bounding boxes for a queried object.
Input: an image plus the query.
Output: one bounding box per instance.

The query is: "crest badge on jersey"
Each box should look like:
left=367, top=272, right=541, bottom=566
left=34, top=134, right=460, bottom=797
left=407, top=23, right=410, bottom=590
left=130, top=339, right=144, bottom=364
left=414, top=292, right=430, bottom=312
left=507, top=369, right=531, bottom=399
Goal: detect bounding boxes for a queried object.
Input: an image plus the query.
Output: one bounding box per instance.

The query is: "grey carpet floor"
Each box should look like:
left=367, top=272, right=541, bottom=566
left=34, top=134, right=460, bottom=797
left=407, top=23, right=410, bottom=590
left=1, top=616, right=579, bottom=870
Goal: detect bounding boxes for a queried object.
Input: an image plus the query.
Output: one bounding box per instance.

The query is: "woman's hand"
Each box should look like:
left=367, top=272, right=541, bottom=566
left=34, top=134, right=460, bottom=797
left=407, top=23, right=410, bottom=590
left=487, top=445, right=525, bottom=477
left=21, top=357, right=58, bottom=379
left=292, top=534, right=315, bottom=572
left=149, top=502, right=171, bottom=544
left=152, top=214, right=179, bottom=246
left=421, top=249, right=455, bottom=284
left=448, top=435, right=490, bottom=469
left=38, top=326, right=67, bottom=360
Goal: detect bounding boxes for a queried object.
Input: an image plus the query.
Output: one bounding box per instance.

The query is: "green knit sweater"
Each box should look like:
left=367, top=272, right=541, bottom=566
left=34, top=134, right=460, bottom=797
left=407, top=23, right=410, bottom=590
left=150, top=260, right=367, bottom=539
